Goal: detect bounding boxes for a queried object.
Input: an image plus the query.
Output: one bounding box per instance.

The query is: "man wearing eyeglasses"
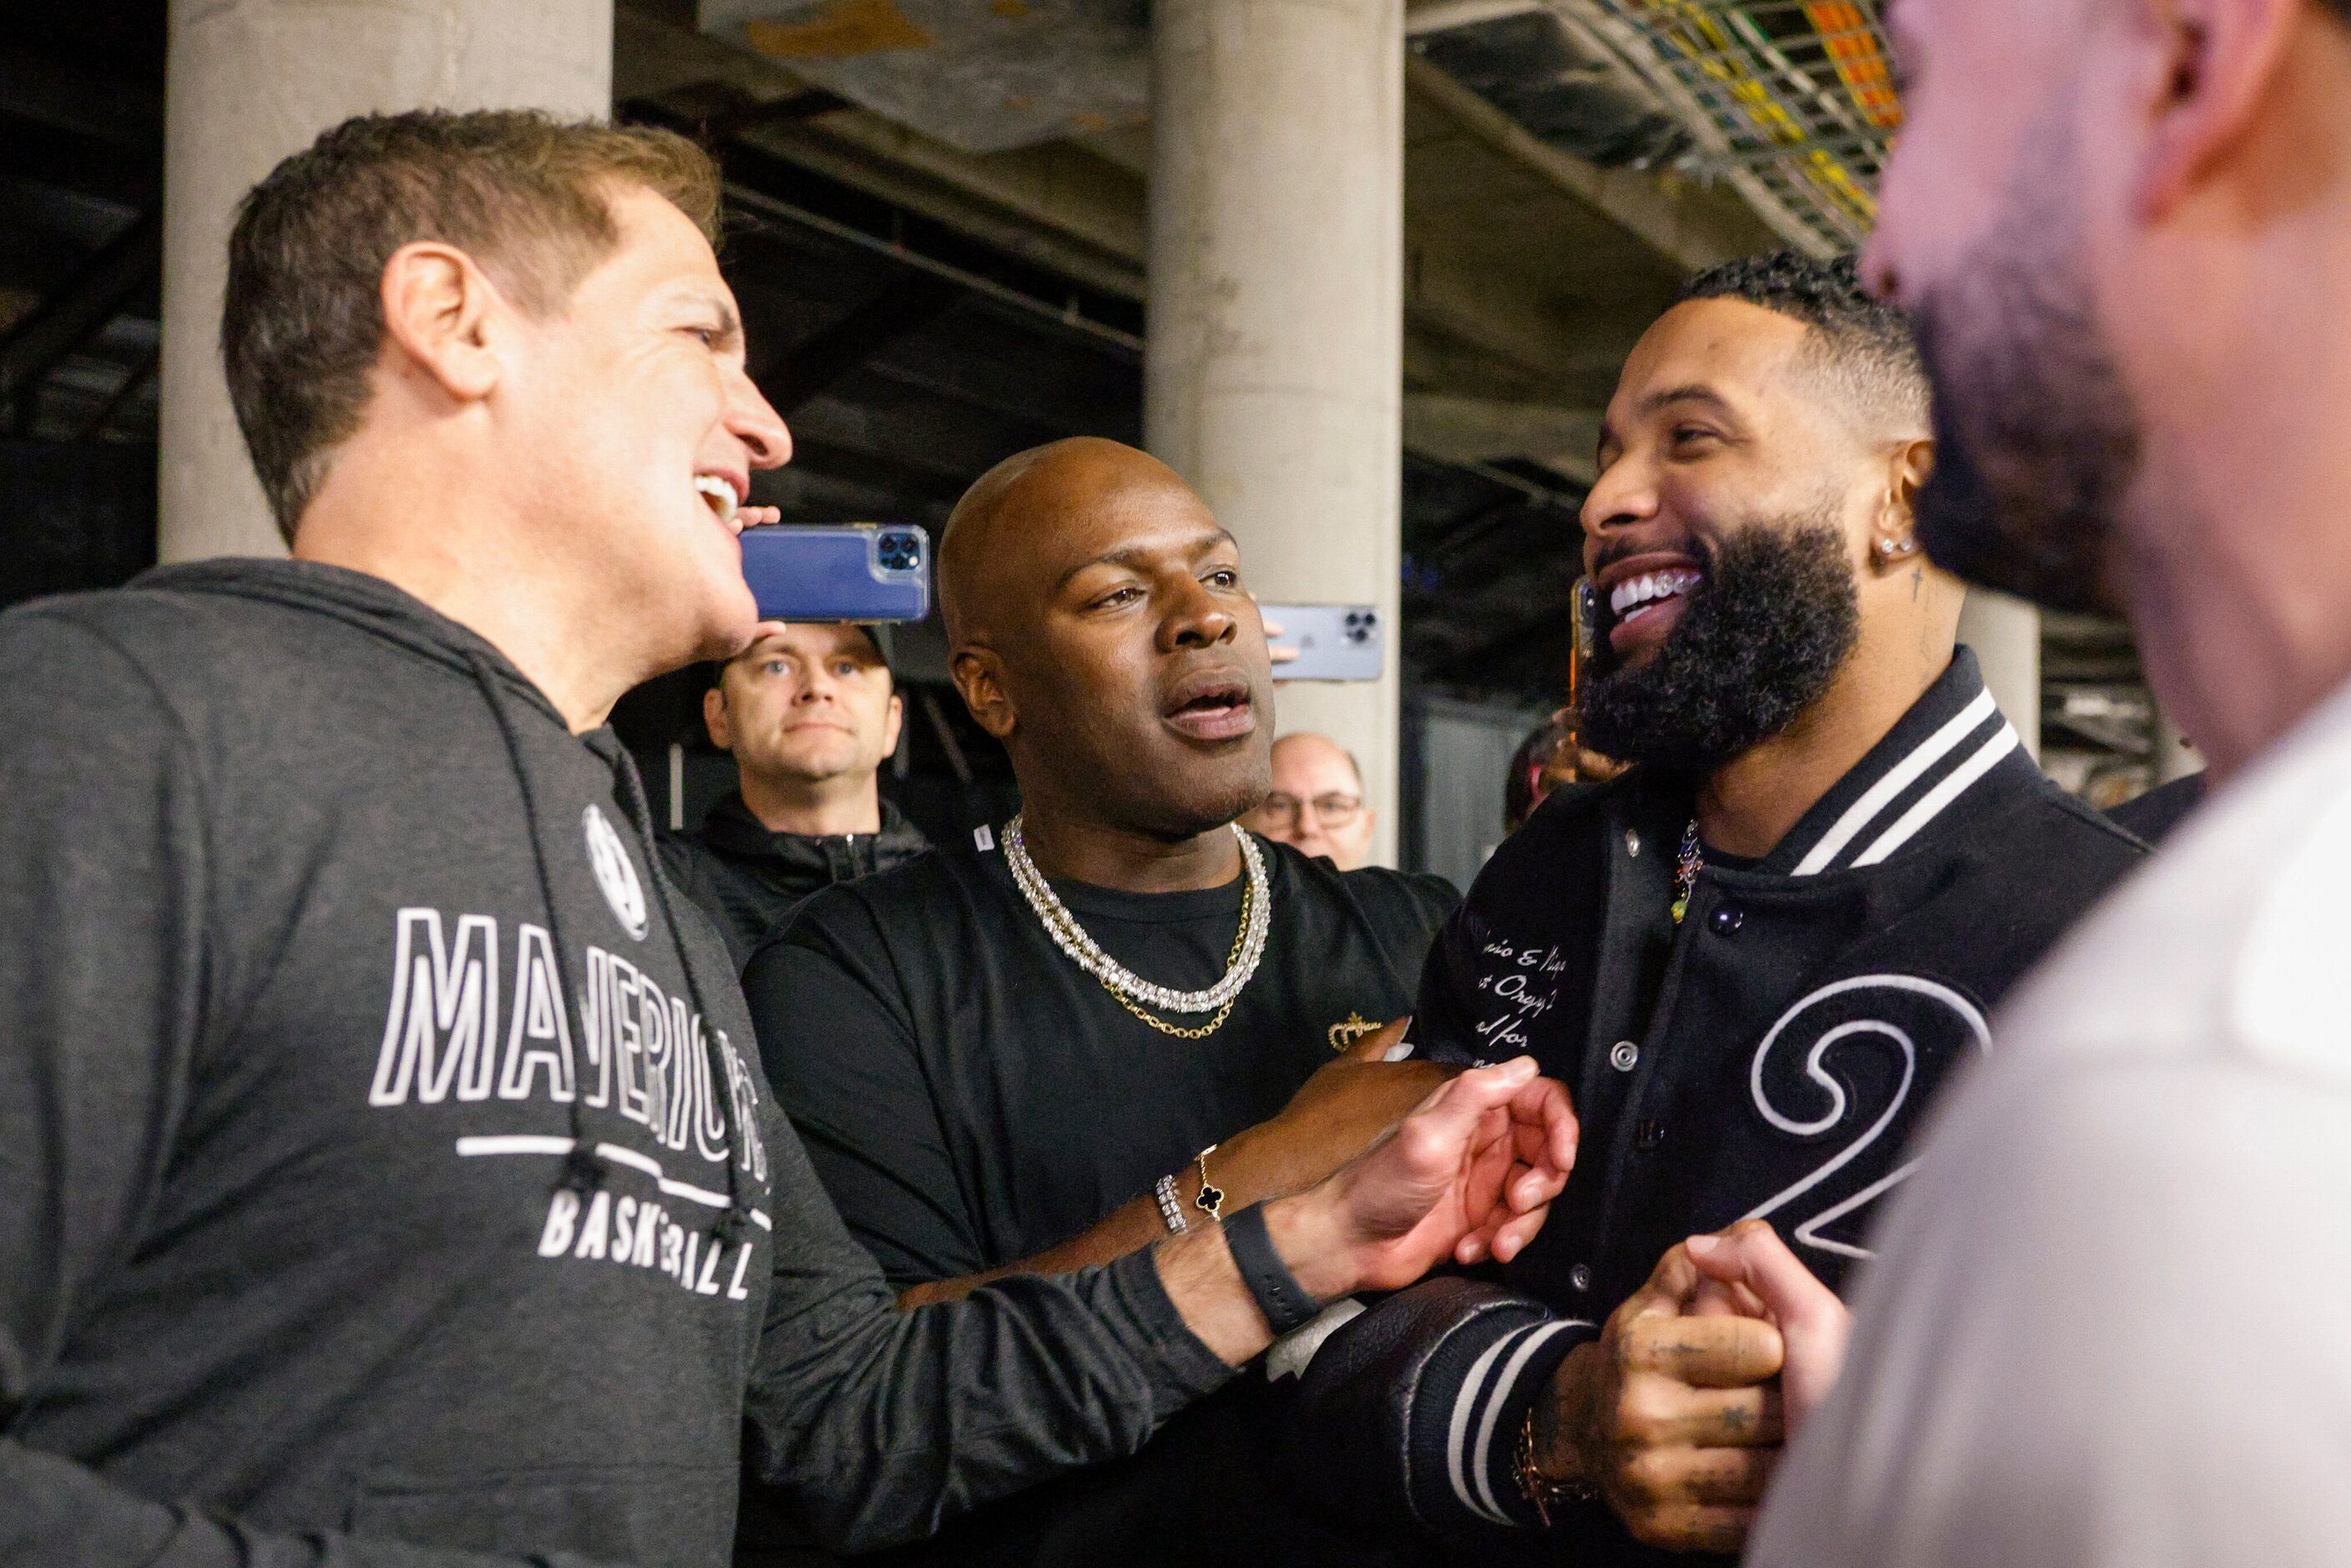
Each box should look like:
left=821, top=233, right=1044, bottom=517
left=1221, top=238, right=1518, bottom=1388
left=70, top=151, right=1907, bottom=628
left=1244, top=731, right=1378, bottom=872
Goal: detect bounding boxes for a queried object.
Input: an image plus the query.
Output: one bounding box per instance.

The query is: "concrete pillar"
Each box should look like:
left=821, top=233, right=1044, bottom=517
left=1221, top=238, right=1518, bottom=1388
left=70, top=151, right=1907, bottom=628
left=1145, top=0, right=1405, bottom=865
left=1958, top=588, right=2041, bottom=759
left=161, top=0, right=613, bottom=562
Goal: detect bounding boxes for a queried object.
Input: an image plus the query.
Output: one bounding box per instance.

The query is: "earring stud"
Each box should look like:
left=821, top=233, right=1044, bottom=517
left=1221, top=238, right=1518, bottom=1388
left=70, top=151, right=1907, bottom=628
left=1875, top=535, right=1919, bottom=562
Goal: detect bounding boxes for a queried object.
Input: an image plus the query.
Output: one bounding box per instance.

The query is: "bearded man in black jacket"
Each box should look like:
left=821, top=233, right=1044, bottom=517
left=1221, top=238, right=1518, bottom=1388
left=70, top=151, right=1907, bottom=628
left=1287, top=251, right=2146, bottom=1566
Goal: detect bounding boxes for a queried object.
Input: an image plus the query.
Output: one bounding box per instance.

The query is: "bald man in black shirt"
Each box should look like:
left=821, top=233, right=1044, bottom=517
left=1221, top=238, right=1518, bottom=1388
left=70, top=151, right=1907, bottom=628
left=741, top=438, right=1466, bottom=1565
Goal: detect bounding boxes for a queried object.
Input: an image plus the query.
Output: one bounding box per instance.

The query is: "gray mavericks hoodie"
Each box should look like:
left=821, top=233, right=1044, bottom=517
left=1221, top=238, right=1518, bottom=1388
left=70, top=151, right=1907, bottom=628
left=0, top=561, right=1229, bottom=1568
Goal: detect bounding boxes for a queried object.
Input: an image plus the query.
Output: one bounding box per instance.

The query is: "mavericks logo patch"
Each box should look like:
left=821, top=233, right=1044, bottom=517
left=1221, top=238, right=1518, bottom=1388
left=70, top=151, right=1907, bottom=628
left=583, top=804, right=649, bottom=941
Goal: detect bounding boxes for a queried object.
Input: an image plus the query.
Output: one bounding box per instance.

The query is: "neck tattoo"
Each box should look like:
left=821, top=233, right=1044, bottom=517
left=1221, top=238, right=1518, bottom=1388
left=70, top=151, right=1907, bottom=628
left=1003, top=813, right=1272, bottom=1039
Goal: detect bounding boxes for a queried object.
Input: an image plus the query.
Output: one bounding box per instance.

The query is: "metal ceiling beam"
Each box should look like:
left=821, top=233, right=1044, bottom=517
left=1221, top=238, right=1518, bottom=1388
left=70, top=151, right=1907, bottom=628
left=1402, top=394, right=1603, bottom=483
left=1402, top=51, right=1778, bottom=276
left=0, top=51, right=162, bottom=149
left=755, top=271, right=968, bottom=416
left=0, top=208, right=159, bottom=431
left=1406, top=0, right=1545, bottom=33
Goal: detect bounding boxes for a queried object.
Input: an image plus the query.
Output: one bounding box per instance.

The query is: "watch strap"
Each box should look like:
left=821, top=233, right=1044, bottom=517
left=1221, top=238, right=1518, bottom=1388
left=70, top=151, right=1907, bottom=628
left=1223, top=1202, right=1323, bottom=1335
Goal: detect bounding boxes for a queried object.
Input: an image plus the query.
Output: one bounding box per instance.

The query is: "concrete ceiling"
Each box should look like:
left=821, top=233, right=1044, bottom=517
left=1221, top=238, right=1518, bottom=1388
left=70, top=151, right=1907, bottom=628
left=625, top=0, right=1781, bottom=477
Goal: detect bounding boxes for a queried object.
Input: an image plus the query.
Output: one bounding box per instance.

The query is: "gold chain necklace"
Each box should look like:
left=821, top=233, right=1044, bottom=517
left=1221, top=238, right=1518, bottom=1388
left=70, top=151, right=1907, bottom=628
left=1005, top=814, right=1270, bottom=1039
left=1027, top=865, right=1256, bottom=1039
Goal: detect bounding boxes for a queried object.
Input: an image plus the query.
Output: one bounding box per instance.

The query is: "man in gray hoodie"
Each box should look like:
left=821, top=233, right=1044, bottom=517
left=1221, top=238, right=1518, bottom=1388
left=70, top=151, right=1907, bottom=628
left=0, top=109, right=1576, bottom=1568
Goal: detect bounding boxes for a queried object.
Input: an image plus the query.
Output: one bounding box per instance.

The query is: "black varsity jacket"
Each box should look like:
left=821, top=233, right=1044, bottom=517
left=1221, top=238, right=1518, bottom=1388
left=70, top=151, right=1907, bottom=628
left=1287, top=650, right=2147, bottom=1564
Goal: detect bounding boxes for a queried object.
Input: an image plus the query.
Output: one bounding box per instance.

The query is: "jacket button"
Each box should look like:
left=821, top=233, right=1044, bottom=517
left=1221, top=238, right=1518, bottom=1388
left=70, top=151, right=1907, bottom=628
left=1570, top=1264, right=1592, bottom=1292
left=1625, top=828, right=1641, bottom=858
left=1609, top=1039, right=1640, bottom=1072
left=1635, top=1118, right=1666, bottom=1151
left=1710, top=903, right=1744, bottom=935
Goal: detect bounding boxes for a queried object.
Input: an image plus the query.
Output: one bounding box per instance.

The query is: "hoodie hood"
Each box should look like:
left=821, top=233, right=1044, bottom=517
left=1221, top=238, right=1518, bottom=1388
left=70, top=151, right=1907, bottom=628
left=139, top=558, right=573, bottom=728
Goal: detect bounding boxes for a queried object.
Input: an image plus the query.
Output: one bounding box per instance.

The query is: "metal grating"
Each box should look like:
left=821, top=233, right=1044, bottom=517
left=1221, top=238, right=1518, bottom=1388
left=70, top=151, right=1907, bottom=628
left=1547, top=0, right=1898, bottom=256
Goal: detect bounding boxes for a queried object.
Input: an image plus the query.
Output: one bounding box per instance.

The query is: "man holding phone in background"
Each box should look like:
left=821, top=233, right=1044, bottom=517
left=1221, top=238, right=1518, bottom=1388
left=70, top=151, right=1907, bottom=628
left=663, top=620, right=929, bottom=968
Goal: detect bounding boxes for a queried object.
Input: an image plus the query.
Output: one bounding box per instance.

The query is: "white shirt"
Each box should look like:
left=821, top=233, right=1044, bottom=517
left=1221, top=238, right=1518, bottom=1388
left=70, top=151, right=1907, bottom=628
left=1751, top=676, right=2351, bottom=1568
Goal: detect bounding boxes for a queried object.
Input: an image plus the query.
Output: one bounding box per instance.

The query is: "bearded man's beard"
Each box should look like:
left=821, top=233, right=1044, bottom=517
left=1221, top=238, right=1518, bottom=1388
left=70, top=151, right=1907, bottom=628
left=1576, top=520, right=1861, bottom=776
left=1910, top=98, right=2141, bottom=615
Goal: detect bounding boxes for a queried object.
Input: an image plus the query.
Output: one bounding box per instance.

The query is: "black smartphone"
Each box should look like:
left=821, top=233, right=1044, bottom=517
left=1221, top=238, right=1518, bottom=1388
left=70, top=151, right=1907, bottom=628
left=739, top=524, right=931, bottom=624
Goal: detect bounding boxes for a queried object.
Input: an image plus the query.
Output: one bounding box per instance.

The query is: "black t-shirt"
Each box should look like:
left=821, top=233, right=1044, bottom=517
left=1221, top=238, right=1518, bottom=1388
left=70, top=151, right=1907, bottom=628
left=742, top=831, right=1458, bottom=1287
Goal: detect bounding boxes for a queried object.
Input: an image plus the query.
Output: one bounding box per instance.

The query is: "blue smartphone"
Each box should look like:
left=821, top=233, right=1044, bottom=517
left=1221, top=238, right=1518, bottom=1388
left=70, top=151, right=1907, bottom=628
left=1261, top=602, right=1384, bottom=681
left=739, top=524, right=931, bottom=624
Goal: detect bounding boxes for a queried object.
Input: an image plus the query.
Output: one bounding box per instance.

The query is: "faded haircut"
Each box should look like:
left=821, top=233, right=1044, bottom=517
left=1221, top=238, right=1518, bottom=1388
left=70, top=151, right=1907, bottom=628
left=1680, top=250, right=1929, bottom=437
left=224, top=109, right=721, bottom=540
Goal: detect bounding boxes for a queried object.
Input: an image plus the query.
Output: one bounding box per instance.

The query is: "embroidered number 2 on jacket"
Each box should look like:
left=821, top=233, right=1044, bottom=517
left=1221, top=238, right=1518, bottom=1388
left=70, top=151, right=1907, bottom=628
left=1738, top=973, right=1991, bottom=1258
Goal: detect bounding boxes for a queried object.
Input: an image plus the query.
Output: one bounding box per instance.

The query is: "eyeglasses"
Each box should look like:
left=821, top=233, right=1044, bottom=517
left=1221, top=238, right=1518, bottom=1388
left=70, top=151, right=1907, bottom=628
left=1254, top=792, right=1363, bottom=830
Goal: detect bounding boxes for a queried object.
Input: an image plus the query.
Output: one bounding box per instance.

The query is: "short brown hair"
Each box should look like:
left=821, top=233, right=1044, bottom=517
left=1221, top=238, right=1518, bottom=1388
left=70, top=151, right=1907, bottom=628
left=224, top=109, right=721, bottom=539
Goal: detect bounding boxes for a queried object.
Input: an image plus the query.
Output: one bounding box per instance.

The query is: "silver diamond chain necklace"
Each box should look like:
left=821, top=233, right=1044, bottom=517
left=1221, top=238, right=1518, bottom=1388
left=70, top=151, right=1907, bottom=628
left=1003, top=814, right=1272, bottom=1015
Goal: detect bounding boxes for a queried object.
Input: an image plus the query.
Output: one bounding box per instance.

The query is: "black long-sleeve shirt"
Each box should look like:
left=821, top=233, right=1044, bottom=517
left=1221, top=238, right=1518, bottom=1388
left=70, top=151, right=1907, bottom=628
left=0, top=562, right=1230, bottom=1568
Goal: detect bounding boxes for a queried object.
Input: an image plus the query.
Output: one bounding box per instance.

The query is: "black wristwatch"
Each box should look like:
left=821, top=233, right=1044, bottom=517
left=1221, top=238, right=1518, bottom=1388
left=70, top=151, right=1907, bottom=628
left=1222, top=1202, right=1324, bottom=1335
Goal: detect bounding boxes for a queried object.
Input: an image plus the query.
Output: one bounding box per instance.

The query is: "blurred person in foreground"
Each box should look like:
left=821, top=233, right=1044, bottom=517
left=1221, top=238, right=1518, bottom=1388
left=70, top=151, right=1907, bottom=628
left=1282, top=252, right=2143, bottom=1565
left=744, top=438, right=1465, bottom=1565
left=662, top=620, right=928, bottom=969
left=1726, top=3, right=2351, bottom=1565
left=1243, top=731, right=1380, bottom=870
left=0, top=109, right=1577, bottom=1568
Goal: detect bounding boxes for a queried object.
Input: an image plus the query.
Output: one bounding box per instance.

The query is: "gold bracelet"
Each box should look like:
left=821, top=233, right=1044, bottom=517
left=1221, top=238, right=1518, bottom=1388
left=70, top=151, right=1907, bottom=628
left=1192, top=1143, right=1226, bottom=1222
left=1514, top=1403, right=1597, bottom=1526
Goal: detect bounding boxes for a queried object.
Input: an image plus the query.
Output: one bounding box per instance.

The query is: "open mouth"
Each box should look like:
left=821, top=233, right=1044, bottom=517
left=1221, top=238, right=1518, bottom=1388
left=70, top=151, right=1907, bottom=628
left=1164, top=672, right=1257, bottom=743
left=1610, top=566, right=1704, bottom=630
left=694, top=474, right=741, bottom=528
left=1598, top=555, right=1706, bottom=656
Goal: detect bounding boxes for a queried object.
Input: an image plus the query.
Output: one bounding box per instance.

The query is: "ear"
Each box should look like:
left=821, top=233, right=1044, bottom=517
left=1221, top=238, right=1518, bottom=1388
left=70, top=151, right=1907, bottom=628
left=1869, top=437, right=1936, bottom=567
left=378, top=240, right=505, bottom=404
left=881, top=691, right=905, bottom=758
left=1888, top=436, right=1934, bottom=520
left=2131, top=0, right=2298, bottom=222
left=950, top=647, right=1015, bottom=741
left=702, top=685, right=731, bottom=751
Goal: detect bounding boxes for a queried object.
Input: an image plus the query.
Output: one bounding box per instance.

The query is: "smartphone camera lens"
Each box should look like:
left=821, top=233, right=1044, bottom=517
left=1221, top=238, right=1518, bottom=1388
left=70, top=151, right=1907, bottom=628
left=1343, top=609, right=1376, bottom=645
left=878, top=532, right=921, bottom=571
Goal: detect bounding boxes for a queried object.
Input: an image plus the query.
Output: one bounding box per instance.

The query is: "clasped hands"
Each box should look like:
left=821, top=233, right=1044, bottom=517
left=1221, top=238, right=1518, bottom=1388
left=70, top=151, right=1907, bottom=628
left=1529, top=1219, right=1854, bottom=1553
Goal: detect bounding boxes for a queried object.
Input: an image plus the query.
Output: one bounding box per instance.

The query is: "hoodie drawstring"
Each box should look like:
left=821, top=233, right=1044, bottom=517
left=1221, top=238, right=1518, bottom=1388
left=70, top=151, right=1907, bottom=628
left=463, top=652, right=607, bottom=1202
left=462, top=651, right=752, bottom=1246
left=611, top=749, right=751, bottom=1247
